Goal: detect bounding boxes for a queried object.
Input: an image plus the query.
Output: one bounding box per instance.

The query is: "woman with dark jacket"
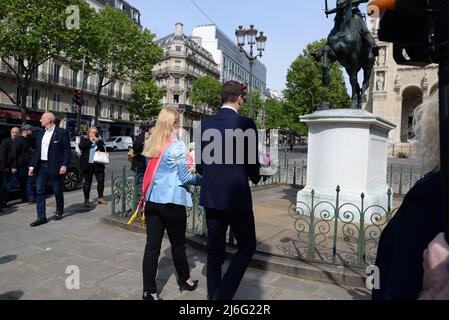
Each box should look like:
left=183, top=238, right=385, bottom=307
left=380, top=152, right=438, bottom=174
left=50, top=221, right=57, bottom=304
left=79, top=127, right=107, bottom=208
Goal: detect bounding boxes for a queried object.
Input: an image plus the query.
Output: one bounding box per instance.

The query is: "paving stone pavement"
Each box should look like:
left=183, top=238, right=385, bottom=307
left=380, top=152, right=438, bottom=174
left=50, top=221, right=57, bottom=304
left=0, top=188, right=372, bottom=300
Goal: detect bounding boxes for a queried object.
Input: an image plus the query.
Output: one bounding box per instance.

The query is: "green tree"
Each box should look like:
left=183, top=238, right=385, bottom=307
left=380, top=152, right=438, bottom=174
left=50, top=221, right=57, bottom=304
left=0, top=0, right=94, bottom=123
left=284, top=39, right=351, bottom=136
left=264, top=98, right=288, bottom=130
left=241, top=90, right=265, bottom=126
left=81, top=6, right=162, bottom=126
left=129, top=78, right=163, bottom=121
left=190, top=76, right=222, bottom=113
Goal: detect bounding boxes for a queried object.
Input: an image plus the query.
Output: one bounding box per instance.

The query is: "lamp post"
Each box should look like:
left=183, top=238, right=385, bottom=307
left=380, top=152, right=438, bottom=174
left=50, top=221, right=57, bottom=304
left=235, top=25, right=267, bottom=119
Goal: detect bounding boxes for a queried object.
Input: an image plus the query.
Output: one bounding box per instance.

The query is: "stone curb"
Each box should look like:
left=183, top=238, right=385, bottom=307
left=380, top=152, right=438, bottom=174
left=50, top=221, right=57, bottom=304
left=100, top=215, right=367, bottom=289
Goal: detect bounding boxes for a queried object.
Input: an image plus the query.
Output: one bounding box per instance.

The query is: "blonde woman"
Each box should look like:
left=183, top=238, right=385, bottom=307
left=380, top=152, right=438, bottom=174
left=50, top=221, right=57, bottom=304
left=373, top=91, right=445, bottom=300
left=141, top=108, right=201, bottom=301
left=78, top=127, right=108, bottom=207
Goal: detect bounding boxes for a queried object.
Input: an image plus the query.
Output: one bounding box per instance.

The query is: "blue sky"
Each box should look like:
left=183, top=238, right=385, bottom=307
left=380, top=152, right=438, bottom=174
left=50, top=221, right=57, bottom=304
left=129, top=0, right=370, bottom=92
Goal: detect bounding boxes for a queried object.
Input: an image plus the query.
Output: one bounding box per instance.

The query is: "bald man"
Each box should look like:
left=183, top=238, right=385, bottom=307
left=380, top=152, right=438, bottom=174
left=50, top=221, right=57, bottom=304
left=29, top=113, right=70, bottom=227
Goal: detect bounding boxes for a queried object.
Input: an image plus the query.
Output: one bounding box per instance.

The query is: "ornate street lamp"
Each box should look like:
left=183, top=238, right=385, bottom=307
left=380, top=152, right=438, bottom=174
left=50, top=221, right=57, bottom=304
left=235, top=25, right=267, bottom=118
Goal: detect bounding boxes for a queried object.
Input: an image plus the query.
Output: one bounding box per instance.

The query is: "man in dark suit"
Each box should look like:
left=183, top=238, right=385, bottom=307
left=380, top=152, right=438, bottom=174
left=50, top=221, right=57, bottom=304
left=14, top=125, right=36, bottom=203
left=0, top=127, right=20, bottom=212
left=196, top=81, right=261, bottom=300
left=29, top=112, right=71, bottom=227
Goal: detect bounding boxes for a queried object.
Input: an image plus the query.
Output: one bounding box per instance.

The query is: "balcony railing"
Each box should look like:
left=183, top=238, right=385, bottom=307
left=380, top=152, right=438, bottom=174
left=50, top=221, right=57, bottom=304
left=187, top=53, right=220, bottom=76
left=161, top=50, right=188, bottom=59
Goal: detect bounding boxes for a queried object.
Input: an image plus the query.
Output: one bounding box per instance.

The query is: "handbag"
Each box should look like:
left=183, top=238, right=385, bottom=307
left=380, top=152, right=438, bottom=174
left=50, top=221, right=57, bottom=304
left=93, top=151, right=110, bottom=164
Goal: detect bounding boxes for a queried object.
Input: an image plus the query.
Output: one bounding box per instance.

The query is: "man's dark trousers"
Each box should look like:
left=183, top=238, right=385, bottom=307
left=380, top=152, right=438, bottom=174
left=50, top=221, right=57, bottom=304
left=206, top=208, right=257, bottom=300
left=17, top=167, right=35, bottom=202
left=36, top=162, right=64, bottom=220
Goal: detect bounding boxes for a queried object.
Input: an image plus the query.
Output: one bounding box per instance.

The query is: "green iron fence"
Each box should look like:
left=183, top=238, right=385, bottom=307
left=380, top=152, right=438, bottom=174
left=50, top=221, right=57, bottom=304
left=288, top=186, right=399, bottom=268
left=111, top=167, right=282, bottom=240
left=111, top=167, right=207, bottom=238
left=277, top=161, right=425, bottom=196
left=111, top=167, right=401, bottom=268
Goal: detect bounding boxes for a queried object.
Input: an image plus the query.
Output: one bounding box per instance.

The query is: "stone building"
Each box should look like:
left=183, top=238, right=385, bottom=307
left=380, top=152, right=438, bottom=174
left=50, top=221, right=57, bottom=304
left=0, top=0, right=141, bottom=140
left=366, top=19, right=438, bottom=156
left=153, top=22, right=221, bottom=140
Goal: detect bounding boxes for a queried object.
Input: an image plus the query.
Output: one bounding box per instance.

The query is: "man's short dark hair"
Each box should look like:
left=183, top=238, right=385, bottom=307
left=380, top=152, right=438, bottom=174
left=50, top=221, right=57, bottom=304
left=221, top=81, right=245, bottom=104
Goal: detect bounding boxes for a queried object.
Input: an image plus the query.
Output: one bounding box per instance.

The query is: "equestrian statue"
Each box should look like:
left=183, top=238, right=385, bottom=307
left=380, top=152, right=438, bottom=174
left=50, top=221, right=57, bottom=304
left=314, top=0, right=379, bottom=109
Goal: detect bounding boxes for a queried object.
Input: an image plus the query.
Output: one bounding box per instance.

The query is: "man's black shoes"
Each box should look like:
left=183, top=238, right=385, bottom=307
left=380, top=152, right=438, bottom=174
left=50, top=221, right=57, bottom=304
left=54, top=214, right=63, bottom=221
left=30, top=218, right=48, bottom=227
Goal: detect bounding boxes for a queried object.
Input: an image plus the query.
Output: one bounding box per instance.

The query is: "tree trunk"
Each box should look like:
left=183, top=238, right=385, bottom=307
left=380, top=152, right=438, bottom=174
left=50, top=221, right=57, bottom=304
left=94, top=73, right=105, bottom=128
left=20, top=81, right=28, bottom=124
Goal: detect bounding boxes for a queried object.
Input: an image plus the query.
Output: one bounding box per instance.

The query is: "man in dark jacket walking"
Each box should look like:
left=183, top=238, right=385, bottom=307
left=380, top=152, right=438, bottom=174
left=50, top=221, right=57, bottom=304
left=29, top=113, right=70, bottom=227
left=0, top=127, right=20, bottom=211
left=14, top=125, right=36, bottom=203
left=197, top=81, right=261, bottom=300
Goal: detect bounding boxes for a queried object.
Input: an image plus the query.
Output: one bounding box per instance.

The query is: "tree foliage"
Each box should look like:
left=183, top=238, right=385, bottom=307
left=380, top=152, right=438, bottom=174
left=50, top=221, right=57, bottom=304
left=190, top=76, right=222, bottom=113
left=129, top=78, right=163, bottom=121
left=80, top=6, right=162, bottom=126
left=284, top=39, right=351, bottom=136
left=0, top=0, right=94, bottom=122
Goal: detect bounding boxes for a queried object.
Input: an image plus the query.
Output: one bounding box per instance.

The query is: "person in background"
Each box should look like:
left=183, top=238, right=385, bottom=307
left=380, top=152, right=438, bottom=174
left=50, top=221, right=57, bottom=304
left=131, top=125, right=154, bottom=184
left=0, top=127, right=20, bottom=212
left=14, top=125, right=36, bottom=203
left=29, top=113, right=71, bottom=227
left=141, top=108, right=201, bottom=301
left=373, top=91, right=444, bottom=300
left=79, top=127, right=107, bottom=208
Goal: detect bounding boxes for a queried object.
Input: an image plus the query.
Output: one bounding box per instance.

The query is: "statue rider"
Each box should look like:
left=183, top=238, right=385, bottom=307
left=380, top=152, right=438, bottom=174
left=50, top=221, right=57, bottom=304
left=327, top=1, right=380, bottom=56
left=352, top=5, right=380, bottom=56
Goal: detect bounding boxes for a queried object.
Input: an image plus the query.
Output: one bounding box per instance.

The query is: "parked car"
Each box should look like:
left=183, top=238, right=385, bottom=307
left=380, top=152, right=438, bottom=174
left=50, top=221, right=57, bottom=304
left=105, top=136, right=133, bottom=152
left=0, top=123, right=83, bottom=192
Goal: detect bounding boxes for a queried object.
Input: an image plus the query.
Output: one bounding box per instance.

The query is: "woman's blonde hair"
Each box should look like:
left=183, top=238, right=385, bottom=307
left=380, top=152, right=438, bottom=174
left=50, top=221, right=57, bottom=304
left=412, top=90, right=440, bottom=171
left=143, top=108, right=180, bottom=158
left=86, top=127, right=98, bottom=137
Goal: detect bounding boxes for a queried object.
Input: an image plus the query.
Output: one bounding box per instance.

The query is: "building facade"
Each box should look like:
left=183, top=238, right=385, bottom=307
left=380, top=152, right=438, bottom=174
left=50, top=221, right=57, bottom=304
left=153, top=22, right=221, bottom=140
left=0, top=0, right=141, bottom=140
left=365, top=19, right=438, bottom=156
left=192, top=25, right=267, bottom=95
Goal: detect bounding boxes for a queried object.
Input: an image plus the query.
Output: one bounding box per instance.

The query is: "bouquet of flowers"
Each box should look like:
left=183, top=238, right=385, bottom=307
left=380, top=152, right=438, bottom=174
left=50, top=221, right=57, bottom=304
left=187, top=142, right=196, bottom=174
left=259, top=150, right=278, bottom=176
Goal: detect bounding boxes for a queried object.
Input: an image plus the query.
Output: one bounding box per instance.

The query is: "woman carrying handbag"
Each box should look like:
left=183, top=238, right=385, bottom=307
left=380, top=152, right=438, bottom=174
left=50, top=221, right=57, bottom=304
left=79, top=127, right=108, bottom=208
left=140, top=108, right=201, bottom=301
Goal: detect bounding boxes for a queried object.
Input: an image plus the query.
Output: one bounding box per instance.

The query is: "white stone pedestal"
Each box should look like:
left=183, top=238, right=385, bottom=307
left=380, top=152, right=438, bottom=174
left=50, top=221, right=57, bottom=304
left=297, top=109, right=396, bottom=223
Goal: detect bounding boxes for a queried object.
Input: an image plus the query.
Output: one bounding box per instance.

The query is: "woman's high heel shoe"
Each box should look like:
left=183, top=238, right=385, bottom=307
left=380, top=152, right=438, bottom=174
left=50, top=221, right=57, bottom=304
left=178, top=280, right=199, bottom=293
left=142, top=291, right=162, bottom=300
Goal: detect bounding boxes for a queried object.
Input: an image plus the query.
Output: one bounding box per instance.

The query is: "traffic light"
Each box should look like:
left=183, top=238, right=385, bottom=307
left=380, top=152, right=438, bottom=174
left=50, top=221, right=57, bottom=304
left=73, top=89, right=83, bottom=108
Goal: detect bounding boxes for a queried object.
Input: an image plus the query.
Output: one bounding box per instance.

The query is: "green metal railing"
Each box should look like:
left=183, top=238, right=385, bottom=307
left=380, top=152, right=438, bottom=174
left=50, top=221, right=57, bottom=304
left=276, top=161, right=425, bottom=196
left=289, top=186, right=399, bottom=268
left=111, top=167, right=400, bottom=268
left=111, top=167, right=207, bottom=238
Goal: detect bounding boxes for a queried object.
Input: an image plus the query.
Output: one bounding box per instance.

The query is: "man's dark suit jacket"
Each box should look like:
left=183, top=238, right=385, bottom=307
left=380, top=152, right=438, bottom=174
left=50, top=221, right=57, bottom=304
left=30, top=127, right=71, bottom=176
left=0, top=137, right=17, bottom=171
left=196, top=108, right=261, bottom=211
